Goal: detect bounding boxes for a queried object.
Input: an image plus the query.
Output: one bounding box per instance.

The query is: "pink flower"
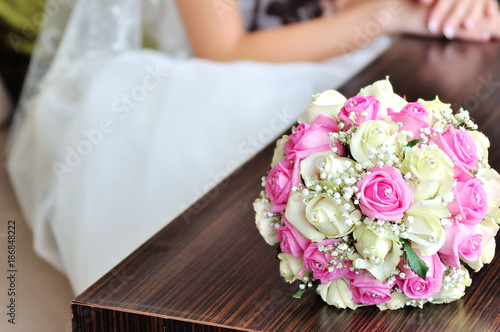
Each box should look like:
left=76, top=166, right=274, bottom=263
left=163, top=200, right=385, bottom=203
left=339, top=95, right=382, bottom=127
left=276, top=217, right=311, bottom=258
left=265, top=160, right=296, bottom=213
left=447, top=178, right=488, bottom=226
left=301, top=239, right=351, bottom=284
left=349, top=273, right=394, bottom=305
left=357, top=166, right=413, bottom=221
left=284, top=115, right=341, bottom=161
left=387, top=102, right=430, bottom=138
left=397, top=251, right=444, bottom=300
left=438, top=222, right=482, bottom=268
left=434, top=125, right=478, bottom=181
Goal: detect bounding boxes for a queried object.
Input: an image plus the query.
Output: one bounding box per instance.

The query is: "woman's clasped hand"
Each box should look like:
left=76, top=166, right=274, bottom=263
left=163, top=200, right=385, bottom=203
left=416, top=0, right=499, bottom=41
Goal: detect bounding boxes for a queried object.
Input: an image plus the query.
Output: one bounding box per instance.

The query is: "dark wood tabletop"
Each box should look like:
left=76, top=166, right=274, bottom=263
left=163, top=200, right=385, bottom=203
left=72, top=37, right=500, bottom=332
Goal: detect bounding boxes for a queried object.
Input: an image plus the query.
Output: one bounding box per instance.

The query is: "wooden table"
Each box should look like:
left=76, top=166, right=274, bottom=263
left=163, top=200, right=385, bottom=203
left=72, top=37, right=500, bottom=332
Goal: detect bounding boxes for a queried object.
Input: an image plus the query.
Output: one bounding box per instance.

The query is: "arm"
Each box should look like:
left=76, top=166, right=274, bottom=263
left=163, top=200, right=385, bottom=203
left=175, top=0, right=494, bottom=63
left=176, top=0, right=416, bottom=62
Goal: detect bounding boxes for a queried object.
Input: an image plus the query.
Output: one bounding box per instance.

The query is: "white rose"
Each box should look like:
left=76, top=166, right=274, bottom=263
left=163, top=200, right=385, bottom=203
left=253, top=198, right=279, bottom=245
left=404, top=198, right=450, bottom=255
left=464, top=212, right=499, bottom=271
left=431, top=267, right=471, bottom=304
left=271, top=135, right=290, bottom=167
left=417, top=97, right=453, bottom=130
left=352, top=223, right=402, bottom=281
left=300, top=150, right=335, bottom=178
left=298, top=90, right=347, bottom=124
left=468, top=131, right=489, bottom=162
left=317, top=278, right=360, bottom=309
left=305, top=194, right=360, bottom=238
left=479, top=168, right=500, bottom=214
left=278, top=252, right=305, bottom=283
left=357, top=78, right=407, bottom=118
left=300, top=151, right=355, bottom=190
left=285, top=192, right=326, bottom=242
left=376, top=291, right=407, bottom=310
left=350, top=120, right=400, bottom=167
left=400, top=145, right=456, bottom=200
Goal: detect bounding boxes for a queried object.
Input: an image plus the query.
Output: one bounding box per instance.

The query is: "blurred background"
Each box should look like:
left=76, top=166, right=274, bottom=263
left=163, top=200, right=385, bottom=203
left=0, top=1, right=74, bottom=331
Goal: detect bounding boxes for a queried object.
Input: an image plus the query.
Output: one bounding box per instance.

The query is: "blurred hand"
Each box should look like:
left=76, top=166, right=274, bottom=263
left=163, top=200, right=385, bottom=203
left=416, top=0, right=499, bottom=41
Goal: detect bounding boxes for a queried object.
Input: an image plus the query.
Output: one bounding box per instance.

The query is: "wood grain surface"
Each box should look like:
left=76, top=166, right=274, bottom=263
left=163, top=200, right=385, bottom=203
left=72, top=37, right=500, bottom=332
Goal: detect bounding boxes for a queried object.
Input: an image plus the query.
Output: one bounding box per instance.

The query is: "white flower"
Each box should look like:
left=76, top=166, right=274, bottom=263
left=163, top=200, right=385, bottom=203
left=400, top=145, right=456, bottom=200
left=253, top=198, right=279, bottom=245
left=357, top=78, right=407, bottom=118
left=431, top=267, right=471, bottom=304
left=352, top=223, right=402, bottom=281
left=468, top=130, right=489, bottom=162
left=404, top=198, right=450, bottom=255
left=317, top=278, right=360, bottom=309
left=271, top=135, right=290, bottom=167
left=377, top=291, right=407, bottom=310
left=464, top=211, right=500, bottom=271
left=300, top=151, right=355, bottom=188
left=299, top=90, right=347, bottom=124
left=418, top=97, right=453, bottom=130
left=305, top=194, right=359, bottom=238
left=278, top=252, right=305, bottom=283
left=285, top=192, right=326, bottom=242
left=350, top=120, right=400, bottom=167
left=479, top=168, right=500, bottom=215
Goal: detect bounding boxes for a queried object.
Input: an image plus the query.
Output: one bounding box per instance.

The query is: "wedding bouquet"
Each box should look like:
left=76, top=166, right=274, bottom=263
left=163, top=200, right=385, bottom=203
left=254, top=79, right=500, bottom=310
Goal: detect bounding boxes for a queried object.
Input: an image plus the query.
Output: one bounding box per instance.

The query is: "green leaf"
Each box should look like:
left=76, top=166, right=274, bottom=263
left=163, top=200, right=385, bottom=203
left=292, top=279, right=320, bottom=299
left=402, top=240, right=429, bottom=280
left=407, top=139, right=421, bottom=148
left=293, top=288, right=308, bottom=299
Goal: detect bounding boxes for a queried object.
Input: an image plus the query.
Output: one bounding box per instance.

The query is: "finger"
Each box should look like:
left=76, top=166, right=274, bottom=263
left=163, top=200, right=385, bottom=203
left=418, top=0, right=435, bottom=5
left=441, top=0, right=476, bottom=39
left=453, top=27, right=491, bottom=42
left=427, top=0, right=455, bottom=34
left=486, top=0, right=499, bottom=17
left=489, top=10, right=500, bottom=39
left=462, top=0, right=488, bottom=31
left=453, top=16, right=492, bottom=42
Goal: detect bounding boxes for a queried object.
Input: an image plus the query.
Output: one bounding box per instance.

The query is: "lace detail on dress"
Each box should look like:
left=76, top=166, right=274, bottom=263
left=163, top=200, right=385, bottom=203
left=18, top=0, right=142, bottom=115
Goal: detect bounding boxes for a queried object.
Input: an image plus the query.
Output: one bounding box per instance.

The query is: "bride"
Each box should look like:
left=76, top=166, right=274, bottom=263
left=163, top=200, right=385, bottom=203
left=7, top=0, right=499, bottom=294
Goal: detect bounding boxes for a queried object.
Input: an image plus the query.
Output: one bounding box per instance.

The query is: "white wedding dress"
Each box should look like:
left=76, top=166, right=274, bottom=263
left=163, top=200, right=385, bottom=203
left=7, top=0, right=390, bottom=294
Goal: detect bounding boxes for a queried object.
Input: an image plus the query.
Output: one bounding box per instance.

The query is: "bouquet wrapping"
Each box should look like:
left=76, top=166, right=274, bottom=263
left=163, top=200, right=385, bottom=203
left=254, top=79, right=500, bottom=310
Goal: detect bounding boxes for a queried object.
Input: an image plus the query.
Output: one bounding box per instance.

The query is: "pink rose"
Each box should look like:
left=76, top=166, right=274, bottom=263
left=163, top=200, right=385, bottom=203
left=276, top=217, right=311, bottom=258
left=339, top=95, right=382, bottom=127
left=434, top=125, right=478, bottom=181
left=357, top=166, right=413, bottom=221
left=301, top=239, right=351, bottom=284
left=438, top=222, right=482, bottom=268
left=447, top=178, right=487, bottom=226
left=265, top=160, right=296, bottom=213
left=284, top=115, right=342, bottom=161
left=397, top=251, right=444, bottom=300
left=349, top=272, right=394, bottom=305
left=387, top=102, right=430, bottom=138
